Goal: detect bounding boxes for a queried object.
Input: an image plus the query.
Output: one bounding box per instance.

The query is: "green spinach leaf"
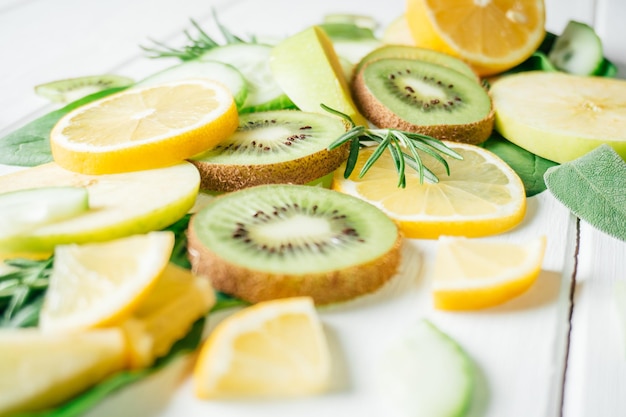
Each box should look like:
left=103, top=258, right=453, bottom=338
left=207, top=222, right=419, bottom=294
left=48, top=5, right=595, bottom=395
left=0, top=88, right=126, bottom=167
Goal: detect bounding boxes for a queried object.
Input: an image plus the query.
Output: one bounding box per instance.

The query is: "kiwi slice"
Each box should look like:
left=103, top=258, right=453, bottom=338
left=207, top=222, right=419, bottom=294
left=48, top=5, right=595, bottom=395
left=355, top=45, right=478, bottom=81
left=187, top=184, right=402, bottom=305
left=190, top=110, right=349, bottom=192
left=34, top=74, right=134, bottom=103
left=352, top=58, right=494, bottom=144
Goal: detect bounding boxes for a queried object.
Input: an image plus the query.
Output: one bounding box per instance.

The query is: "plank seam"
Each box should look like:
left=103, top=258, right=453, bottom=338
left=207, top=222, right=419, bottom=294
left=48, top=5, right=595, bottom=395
left=559, top=217, right=581, bottom=417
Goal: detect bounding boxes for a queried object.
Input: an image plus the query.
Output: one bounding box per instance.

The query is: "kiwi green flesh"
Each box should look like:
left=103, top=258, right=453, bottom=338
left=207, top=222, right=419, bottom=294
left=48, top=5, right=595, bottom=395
left=190, top=110, right=350, bottom=191
left=34, top=75, right=134, bottom=102
left=193, top=110, right=347, bottom=164
left=189, top=184, right=399, bottom=273
left=188, top=184, right=402, bottom=304
left=358, top=59, right=491, bottom=126
left=356, top=45, right=478, bottom=81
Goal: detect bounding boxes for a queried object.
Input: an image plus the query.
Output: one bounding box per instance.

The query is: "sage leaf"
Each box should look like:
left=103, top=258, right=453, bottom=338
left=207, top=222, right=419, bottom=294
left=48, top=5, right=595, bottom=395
left=482, top=133, right=558, bottom=197
left=0, top=87, right=125, bottom=167
left=544, top=144, right=626, bottom=242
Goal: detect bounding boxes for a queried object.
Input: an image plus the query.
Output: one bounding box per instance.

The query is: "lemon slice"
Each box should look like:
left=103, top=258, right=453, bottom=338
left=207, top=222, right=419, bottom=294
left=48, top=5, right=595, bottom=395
left=50, top=79, right=239, bottom=174
left=0, top=328, right=126, bottom=416
left=194, top=297, right=331, bottom=399
left=39, top=231, right=175, bottom=333
left=432, top=235, right=547, bottom=310
left=332, top=142, right=526, bottom=239
left=405, top=0, right=546, bottom=76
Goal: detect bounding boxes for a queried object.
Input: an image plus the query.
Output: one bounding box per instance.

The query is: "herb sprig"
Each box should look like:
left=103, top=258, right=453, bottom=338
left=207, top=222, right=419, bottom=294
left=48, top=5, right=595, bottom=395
left=323, top=105, right=463, bottom=187
left=0, top=257, right=52, bottom=328
left=141, top=11, right=254, bottom=61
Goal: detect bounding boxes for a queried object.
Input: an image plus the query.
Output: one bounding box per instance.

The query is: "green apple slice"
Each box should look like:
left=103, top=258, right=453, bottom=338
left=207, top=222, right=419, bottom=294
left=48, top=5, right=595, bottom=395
left=376, top=319, right=475, bottom=417
left=270, top=25, right=368, bottom=126
left=0, top=162, right=199, bottom=254
left=0, top=186, right=89, bottom=237
left=491, top=71, right=626, bottom=163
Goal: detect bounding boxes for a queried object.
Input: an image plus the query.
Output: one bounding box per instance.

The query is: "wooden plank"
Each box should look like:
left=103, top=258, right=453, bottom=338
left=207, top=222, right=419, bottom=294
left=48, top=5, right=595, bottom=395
left=562, top=225, right=626, bottom=417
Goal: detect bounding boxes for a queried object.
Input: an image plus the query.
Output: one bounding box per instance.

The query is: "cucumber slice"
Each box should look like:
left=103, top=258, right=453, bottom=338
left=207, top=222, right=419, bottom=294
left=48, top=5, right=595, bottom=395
left=548, top=20, right=604, bottom=76
left=135, top=60, right=248, bottom=109
left=376, top=319, right=475, bottom=417
left=34, top=75, right=134, bottom=103
left=0, top=187, right=88, bottom=238
left=199, top=43, right=294, bottom=112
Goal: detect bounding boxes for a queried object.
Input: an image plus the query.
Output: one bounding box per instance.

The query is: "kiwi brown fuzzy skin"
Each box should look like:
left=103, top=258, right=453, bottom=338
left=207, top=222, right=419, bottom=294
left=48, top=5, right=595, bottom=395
left=351, top=65, right=495, bottom=145
left=186, top=213, right=404, bottom=305
left=190, top=141, right=350, bottom=192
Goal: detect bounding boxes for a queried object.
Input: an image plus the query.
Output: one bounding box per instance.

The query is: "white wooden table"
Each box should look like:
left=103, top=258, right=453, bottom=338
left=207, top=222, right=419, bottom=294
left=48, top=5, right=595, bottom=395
left=1, top=0, right=625, bottom=416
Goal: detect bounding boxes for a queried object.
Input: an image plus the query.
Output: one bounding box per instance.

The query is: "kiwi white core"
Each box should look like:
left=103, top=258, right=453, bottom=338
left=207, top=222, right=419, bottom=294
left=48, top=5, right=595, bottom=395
left=404, top=77, right=448, bottom=100
left=250, top=215, right=333, bottom=244
left=231, top=126, right=291, bottom=145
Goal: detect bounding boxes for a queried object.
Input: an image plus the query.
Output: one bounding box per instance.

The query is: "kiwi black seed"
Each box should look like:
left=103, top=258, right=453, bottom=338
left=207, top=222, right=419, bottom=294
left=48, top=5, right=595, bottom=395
left=354, top=45, right=479, bottom=82
left=352, top=58, right=494, bottom=144
left=187, top=184, right=402, bottom=305
left=34, top=74, right=134, bottom=103
left=189, top=110, right=350, bottom=192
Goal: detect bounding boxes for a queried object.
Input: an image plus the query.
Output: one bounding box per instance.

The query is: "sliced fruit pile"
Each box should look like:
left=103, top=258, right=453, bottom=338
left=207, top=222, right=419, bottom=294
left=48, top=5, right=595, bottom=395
left=2, top=0, right=620, bottom=413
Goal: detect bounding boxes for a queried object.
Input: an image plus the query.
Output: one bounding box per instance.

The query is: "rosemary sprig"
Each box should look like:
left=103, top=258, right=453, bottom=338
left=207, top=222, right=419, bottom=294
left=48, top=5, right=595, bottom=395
left=323, top=104, right=463, bottom=187
left=141, top=10, right=254, bottom=61
left=0, top=256, right=53, bottom=328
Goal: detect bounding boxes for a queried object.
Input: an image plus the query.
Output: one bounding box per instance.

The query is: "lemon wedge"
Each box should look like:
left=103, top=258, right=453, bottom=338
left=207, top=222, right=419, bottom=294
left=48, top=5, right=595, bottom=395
left=123, top=263, right=216, bottom=369
left=39, top=231, right=174, bottom=333
left=432, top=235, right=547, bottom=310
left=194, top=296, right=331, bottom=399
left=0, top=328, right=126, bottom=416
